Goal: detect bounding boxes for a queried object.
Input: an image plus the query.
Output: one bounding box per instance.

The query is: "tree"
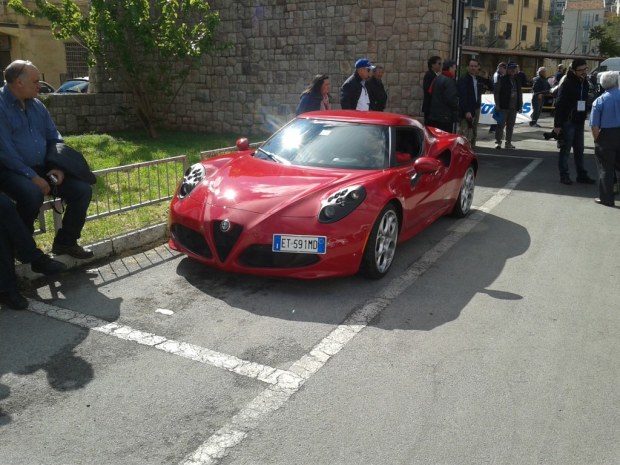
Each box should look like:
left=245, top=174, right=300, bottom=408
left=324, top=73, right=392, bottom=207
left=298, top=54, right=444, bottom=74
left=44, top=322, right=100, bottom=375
left=9, top=0, right=221, bottom=138
left=589, top=17, right=620, bottom=58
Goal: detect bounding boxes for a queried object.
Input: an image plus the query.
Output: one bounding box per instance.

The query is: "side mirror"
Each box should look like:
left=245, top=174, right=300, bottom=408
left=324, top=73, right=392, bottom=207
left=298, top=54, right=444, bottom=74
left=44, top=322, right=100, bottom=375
left=236, top=137, right=250, bottom=151
left=413, top=156, right=442, bottom=174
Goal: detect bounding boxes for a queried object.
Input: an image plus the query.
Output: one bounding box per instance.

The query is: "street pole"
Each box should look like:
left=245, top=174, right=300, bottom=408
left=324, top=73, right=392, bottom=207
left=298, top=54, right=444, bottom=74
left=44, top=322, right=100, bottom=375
left=450, top=0, right=466, bottom=133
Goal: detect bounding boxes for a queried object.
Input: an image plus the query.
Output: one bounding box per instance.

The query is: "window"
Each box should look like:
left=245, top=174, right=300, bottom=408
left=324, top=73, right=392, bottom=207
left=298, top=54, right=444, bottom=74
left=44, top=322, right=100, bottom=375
left=535, top=27, right=542, bottom=48
left=521, top=25, right=527, bottom=41
left=524, top=0, right=529, bottom=7
left=504, top=23, right=512, bottom=39
left=64, top=42, right=89, bottom=79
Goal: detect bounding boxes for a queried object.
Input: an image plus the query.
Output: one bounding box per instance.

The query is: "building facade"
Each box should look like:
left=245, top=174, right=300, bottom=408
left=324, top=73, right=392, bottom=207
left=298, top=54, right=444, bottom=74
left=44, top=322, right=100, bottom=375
left=560, top=0, right=606, bottom=54
left=0, top=0, right=89, bottom=87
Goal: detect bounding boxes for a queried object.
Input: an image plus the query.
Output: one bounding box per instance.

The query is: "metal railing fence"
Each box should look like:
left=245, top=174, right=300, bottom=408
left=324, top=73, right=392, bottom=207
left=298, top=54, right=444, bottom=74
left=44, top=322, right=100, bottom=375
left=37, top=155, right=188, bottom=235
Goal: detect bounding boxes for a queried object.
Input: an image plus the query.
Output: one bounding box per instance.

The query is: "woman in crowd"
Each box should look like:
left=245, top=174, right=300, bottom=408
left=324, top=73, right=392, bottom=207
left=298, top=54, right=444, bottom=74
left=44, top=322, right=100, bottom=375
left=295, top=74, right=330, bottom=115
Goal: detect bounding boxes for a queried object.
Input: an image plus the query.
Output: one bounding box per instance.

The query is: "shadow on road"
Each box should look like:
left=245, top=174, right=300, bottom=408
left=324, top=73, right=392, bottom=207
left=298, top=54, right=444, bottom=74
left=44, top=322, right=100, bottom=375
left=176, top=212, right=530, bottom=332
left=0, top=271, right=122, bottom=428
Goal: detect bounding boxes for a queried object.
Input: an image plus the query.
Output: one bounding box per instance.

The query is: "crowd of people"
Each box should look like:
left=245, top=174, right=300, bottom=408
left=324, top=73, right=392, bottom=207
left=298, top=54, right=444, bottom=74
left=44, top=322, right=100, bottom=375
left=0, top=60, right=94, bottom=310
left=294, top=55, right=618, bottom=207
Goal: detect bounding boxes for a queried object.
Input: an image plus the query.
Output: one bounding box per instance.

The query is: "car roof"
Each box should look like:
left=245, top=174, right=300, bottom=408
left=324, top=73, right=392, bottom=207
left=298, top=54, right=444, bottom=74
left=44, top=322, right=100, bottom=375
left=297, top=110, right=422, bottom=127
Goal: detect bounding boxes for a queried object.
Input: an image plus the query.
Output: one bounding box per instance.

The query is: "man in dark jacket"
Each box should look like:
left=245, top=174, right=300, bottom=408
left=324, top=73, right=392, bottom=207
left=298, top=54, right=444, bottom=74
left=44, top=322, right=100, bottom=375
left=367, top=66, right=388, bottom=111
left=493, top=62, right=523, bottom=149
left=422, top=56, right=442, bottom=125
left=340, top=58, right=375, bottom=111
left=427, top=60, right=459, bottom=133
left=457, top=58, right=484, bottom=147
left=552, top=58, right=596, bottom=185
left=530, top=66, right=551, bottom=127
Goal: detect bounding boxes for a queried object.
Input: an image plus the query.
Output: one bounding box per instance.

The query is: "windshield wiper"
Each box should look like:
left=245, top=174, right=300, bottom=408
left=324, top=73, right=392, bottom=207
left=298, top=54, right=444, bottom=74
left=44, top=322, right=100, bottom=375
left=256, top=147, right=290, bottom=164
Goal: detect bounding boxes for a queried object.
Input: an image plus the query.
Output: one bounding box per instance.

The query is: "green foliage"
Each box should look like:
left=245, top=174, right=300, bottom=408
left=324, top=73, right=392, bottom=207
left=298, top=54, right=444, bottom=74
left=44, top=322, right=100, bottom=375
left=589, top=17, right=620, bottom=58
left=9, top=0, right=222, bottom=137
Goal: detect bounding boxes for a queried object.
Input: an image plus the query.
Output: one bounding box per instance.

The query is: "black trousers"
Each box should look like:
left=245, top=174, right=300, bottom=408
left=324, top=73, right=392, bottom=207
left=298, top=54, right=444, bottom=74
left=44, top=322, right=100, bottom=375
left=594, top=128, right=620, bottom=204
left=0, top=194, right=43, bottom=292
left=0, top=169, right=92, bottom=246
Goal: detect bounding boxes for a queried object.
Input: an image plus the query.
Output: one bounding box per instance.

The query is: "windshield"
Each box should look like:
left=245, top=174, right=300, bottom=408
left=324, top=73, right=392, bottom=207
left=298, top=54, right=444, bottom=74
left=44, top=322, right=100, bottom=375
left=256, top=118, right=389, bottom=169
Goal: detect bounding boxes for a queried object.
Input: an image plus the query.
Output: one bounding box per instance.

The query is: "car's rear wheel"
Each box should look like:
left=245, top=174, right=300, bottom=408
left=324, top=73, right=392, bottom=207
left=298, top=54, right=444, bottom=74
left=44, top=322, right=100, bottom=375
left=452, top=165, right=475, bottom=218
left=360, top=204, right=399, bottom=279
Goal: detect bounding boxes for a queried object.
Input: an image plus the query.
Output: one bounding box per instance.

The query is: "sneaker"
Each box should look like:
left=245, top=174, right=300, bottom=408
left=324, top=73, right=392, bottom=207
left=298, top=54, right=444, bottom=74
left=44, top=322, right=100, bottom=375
left=52, top=243, right=94, bottom=259
left=576, top=176, right=596, bottom=184
left=31, top=254, right=67, bottom=275
left=505, top=142, right=516, bottom=149
left=529, top=121, right=536, bottom=126
left=594, top=198, right=614, bottom=207
left=0, top=289, right=28, bottom=310
left=560, top=176, right=573, bottom=185
left=495, top=142, right=502, bottom=149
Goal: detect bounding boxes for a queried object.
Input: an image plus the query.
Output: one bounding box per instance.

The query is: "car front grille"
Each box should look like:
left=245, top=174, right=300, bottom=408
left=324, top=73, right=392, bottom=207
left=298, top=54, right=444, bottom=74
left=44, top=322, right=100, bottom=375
left=238, top=245, right=320, bottom=268
left=212, top=221, right=243, bottom=262
left=170, top=224, right=212, bottom=258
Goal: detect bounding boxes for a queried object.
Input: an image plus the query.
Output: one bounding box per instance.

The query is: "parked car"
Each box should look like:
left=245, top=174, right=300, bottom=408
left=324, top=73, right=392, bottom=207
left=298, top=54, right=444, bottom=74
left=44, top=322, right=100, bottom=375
left=38, top=81, right=55, bottom=94
left=168, top=110, right=478, bottom=279
left=55, top=77, right=89, bottom=94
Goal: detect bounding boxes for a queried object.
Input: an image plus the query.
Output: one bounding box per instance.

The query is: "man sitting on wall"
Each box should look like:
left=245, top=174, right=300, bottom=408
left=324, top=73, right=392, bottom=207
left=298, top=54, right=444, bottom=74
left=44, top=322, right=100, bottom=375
left=0, top=60, right=93, bottom=259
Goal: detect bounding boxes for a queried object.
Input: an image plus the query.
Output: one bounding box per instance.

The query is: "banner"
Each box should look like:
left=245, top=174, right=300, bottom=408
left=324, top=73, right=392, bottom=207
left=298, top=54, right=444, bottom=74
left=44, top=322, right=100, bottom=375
left=480, top=93, right=533, bottom=125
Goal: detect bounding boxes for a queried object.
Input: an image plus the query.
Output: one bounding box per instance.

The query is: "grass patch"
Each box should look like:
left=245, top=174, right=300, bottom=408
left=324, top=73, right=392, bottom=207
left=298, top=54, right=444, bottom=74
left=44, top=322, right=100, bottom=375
left=64, top=129, right=250, bottom=169
left=36, top=130, right=268, bottom=251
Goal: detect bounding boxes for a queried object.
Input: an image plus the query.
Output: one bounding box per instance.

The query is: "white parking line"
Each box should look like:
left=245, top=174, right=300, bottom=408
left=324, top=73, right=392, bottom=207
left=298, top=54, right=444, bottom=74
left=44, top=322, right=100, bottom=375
left=180, top=157, right=544, bottom=465
left=28, top=300, right=303, bottom=388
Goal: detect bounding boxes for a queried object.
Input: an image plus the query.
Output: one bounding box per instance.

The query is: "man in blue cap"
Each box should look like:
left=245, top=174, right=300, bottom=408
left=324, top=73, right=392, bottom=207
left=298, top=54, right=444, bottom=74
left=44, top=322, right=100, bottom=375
left=340, top=58, right=376, bottom=111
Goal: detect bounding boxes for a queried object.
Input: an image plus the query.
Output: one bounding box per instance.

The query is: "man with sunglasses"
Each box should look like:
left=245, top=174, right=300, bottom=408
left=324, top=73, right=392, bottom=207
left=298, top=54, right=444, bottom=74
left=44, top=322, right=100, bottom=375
left=0, top=60, right=93, bottom=259
left=552, top=58, right=596, bottom=185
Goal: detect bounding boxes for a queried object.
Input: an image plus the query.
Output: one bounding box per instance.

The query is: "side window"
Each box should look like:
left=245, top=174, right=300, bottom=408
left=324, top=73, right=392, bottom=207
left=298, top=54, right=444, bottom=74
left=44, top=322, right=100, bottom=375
left=394, top=128, right=424, bottom=165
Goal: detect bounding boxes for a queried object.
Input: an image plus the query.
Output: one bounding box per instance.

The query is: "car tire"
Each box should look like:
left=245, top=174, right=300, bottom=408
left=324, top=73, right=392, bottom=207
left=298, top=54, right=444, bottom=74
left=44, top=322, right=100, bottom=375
left=360, top=204, right=399, bottom=279
left=452, top=165, right=475, bottom=218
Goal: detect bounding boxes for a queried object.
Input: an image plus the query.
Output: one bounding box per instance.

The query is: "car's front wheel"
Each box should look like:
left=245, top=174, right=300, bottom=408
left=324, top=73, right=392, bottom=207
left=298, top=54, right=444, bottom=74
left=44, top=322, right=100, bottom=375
left=452, top=165, right=475, bottom=218
left=360, top=204, right=399, bottom=279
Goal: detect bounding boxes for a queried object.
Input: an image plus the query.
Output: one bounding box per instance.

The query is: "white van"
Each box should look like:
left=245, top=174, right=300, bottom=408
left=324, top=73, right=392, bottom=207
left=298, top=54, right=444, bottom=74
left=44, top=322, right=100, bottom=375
left=590, top=57, right=620, bottom=75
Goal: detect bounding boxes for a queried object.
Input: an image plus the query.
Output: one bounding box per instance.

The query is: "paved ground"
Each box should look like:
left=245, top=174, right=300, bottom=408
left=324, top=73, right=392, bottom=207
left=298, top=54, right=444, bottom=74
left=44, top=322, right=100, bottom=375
left=1, top=115, right=619, bottom=465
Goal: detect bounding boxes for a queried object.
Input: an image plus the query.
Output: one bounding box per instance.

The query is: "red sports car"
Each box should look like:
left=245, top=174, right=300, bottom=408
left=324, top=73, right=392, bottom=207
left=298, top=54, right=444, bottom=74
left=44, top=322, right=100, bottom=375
left=168, top=111, right=477, bottom=279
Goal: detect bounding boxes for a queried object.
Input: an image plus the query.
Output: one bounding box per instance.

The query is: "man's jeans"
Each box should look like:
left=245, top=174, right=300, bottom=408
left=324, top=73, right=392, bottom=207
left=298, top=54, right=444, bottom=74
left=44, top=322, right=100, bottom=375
left=558, top=121, right=588, bottom=179
left=0, top=170, right=92, bottom=246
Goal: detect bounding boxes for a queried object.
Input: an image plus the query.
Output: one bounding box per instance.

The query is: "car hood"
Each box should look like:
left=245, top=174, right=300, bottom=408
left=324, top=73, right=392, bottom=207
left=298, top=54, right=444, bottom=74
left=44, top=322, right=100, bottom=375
left=199, top=154, right=377, bottom=216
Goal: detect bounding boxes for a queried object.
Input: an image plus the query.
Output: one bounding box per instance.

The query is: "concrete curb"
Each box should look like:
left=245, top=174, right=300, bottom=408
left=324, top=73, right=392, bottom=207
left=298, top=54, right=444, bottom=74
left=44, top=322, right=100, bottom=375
left=17, top=223, right=169, bottom=281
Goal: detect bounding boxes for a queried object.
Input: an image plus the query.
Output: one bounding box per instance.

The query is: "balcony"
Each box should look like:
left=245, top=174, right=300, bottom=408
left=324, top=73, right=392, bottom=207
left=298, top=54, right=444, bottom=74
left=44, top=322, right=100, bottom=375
left=488, top=0, right=508, bottom=14
left=535, top=9, right=550, bottom=21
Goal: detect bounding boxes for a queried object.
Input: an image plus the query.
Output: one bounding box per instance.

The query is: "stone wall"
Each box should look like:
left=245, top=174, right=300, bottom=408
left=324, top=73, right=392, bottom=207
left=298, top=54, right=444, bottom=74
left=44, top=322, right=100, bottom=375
left=42, top=93, right=139, bottom=135
left=162, top=0, right=453, bottom=136
left=47, top=0, right=453, bottom=137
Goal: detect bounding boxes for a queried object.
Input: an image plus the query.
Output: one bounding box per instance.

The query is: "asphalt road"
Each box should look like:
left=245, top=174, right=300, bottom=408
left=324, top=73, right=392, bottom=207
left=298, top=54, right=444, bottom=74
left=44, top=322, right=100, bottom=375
left=1, top=115, right=619, bottom=465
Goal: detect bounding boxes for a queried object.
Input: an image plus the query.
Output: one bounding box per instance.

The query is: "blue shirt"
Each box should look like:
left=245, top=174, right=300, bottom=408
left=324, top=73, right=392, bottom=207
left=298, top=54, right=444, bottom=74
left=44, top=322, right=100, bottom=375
left=0, top=85, right=63, bottom=179
left=590, top=87, right=620, bottom=129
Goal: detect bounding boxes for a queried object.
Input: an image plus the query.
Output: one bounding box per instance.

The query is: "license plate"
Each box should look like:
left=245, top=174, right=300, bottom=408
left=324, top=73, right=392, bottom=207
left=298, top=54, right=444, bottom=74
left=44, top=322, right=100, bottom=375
left=272, top=234, right=327, bottom=254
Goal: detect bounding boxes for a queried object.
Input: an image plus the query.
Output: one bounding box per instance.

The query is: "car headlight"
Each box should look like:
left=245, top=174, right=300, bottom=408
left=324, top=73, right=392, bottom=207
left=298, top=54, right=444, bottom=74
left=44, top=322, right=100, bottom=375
left=318, top=186, right=367, bottom=223
left=178, top=163, right=206, bottom=198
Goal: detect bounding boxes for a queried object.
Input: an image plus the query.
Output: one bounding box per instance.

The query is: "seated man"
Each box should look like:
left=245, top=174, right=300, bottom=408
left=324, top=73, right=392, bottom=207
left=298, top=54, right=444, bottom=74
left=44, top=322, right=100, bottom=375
left=1, top=193, right=66, bottom=310
left=0, top=60, right=93, bottom=259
